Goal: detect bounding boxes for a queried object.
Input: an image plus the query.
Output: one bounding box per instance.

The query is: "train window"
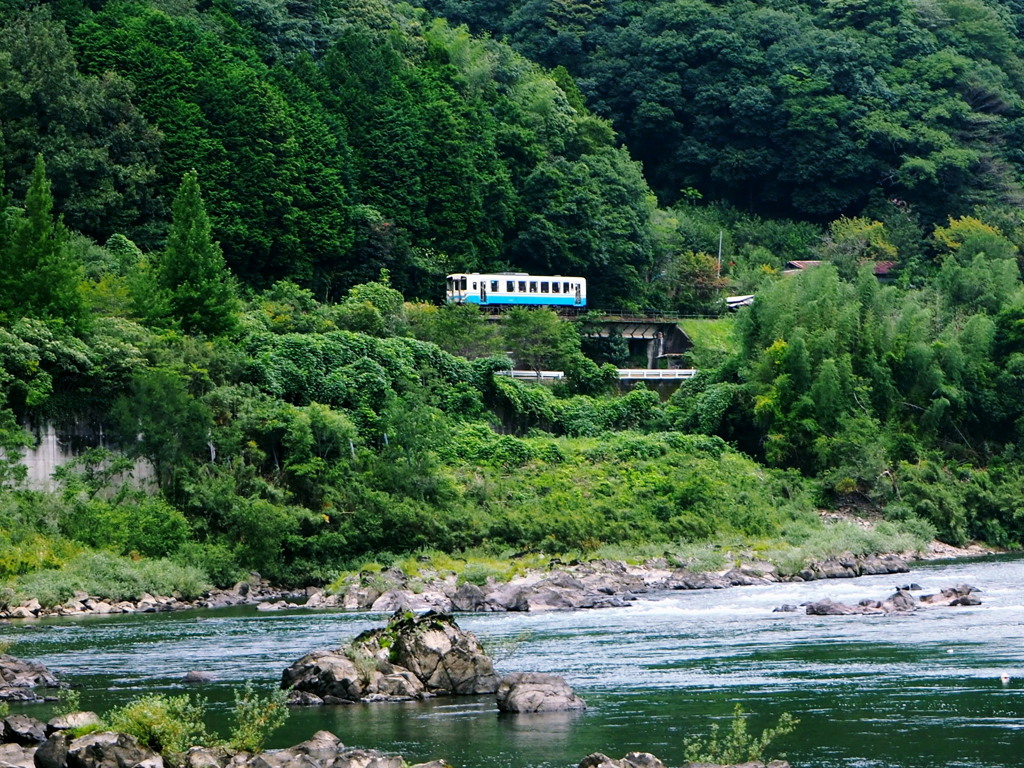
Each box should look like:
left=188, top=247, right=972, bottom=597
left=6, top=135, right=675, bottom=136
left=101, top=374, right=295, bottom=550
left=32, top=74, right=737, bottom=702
left=519, top=281, right=526, bottom=292
left=472, top=282, right=477, bottom=290
left=491, top=280, right=499, bottom=292
left=563, top=282, right=570, bottom=293
left=540, top=282, right=549, bottom=293
left=552, top=282, right=560, bottom=293
left=529, top=281, right=537, bottom=293
left=507, top=281, right=515, bottom=292
left=460, top=277, right=467, bottom=290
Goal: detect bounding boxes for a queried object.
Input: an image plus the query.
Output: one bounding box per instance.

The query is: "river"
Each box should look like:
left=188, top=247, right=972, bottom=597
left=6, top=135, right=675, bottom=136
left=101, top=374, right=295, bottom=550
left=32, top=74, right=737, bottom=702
left=5, top=555, right=1024, bottom=768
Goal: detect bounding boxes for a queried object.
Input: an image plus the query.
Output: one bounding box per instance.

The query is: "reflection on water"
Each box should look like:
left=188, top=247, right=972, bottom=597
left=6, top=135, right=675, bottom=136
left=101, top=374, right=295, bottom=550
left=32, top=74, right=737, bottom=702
left=3, top=555, right=1024, bottom=768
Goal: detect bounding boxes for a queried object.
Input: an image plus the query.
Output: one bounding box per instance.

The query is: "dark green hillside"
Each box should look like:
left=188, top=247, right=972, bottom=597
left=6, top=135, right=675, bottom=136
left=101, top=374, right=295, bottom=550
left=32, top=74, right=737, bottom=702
left=423, top=0, right=1024, bottom=222
left=1, top=0, right=656, bottom=306
left=1, top=0, right=1023, bottom=606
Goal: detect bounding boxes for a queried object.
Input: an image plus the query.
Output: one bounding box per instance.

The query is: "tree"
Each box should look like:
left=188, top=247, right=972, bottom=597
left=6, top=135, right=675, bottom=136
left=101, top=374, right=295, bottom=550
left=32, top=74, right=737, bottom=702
left=502, top=307, right=579, bottom=372
left=158, top=170, right=239, bottom=337
left=111, top=367, right=213, bottom=490
left=0, top=8, right=161, bottom=243
left=0, top=154, right=86, bottom=329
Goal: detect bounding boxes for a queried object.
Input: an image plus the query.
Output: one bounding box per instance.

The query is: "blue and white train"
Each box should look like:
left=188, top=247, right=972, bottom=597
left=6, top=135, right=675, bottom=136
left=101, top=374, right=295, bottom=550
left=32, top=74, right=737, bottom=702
left=445, top=273, right=587, bottom=309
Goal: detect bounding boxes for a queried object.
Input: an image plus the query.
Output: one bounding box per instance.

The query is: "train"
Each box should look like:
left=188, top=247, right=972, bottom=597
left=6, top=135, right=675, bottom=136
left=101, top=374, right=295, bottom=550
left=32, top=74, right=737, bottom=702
left=445, top=272, right=587, bottom=309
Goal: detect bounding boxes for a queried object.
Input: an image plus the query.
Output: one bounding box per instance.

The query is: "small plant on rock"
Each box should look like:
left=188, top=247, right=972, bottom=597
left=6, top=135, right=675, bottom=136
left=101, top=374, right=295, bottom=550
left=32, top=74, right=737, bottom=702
left=683, top=704, right=798, bottom=765
left=54, top=687, right=82, bottom=716
left=344, top=645, right=381, bottom=684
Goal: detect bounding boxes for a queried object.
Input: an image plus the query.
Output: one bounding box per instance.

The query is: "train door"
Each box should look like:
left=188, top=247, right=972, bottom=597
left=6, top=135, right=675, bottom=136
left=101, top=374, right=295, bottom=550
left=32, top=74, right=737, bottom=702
left=575, top=283, right=582, bottom=305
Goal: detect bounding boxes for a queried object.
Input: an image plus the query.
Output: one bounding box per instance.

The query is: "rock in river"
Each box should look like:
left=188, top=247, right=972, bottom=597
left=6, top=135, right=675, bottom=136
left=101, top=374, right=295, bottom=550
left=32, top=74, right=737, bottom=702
left=281, top=611, right=499, bottom=704
left=496, top=672, right=587, bottom=713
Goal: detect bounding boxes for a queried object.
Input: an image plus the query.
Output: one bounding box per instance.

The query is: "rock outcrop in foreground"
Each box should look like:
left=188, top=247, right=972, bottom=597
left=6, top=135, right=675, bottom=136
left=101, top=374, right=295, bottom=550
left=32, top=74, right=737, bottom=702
left=580, top=754, right=789, bottom=768
left=1, top=721, right=777, bottom=768
left=281, top=611, right=500, bottom=705
left=0, top=654, right=62, bottom=702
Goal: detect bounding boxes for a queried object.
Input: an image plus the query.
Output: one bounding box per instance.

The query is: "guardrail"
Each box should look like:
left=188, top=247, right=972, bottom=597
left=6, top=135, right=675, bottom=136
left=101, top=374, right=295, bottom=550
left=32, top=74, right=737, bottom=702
left=497, top=368, right=698, bottom=381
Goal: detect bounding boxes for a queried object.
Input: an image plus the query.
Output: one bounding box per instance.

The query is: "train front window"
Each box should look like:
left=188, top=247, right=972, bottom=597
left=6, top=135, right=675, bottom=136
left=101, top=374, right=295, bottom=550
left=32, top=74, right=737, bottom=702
left=507, top=281, right=515, bottom=292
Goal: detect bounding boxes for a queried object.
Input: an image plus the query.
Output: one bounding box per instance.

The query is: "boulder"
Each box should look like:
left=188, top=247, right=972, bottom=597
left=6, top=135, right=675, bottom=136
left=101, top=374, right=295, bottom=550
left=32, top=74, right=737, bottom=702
left=382, top=612, right=500, bottom=694
left=450, top=583, right=486, bottom=612
left=805, top=598, right=857, bottom=616
left=0, top=742, right=36, bottom=768
left=64, top=732, right=163, bottom=768
left=281, top=650, right=379, bottom=703
left=496, top=673, right=587, bottom=713
left=33, top=732, right=70, bottom=768
left=579, top=753, right=664, bottom=768
left=0, top=655, right=61, bottom=702
left=369, top=592, right=453, bottom=615
left=282, top=612, right=498, bottom=703
left=886, top=590, right=917, bottom=613
left=284, top=691, right=324, bottom=707
left=919, top=584, right=982, bottom=607
left=482, top=584, right=528, bottom=613
left=48, top=713, right=102, bottom=733
left=326, top=750, right=403, bottom=768
left=182, top=672, right=215, bottom=684
left=181, top=747, right=232, bottom=768
left=255, top=602, right=289, bottom=612
left=1, top=716, right=47, bottom=745
left=246, top=730, right=344, bottom=767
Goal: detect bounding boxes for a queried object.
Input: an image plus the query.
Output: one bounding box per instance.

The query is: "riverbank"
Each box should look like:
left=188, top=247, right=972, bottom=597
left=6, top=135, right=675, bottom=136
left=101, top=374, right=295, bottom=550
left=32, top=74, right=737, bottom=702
left=0, top=530, right=1002, bottom=621
left=0, top=551, right=914, bottom=620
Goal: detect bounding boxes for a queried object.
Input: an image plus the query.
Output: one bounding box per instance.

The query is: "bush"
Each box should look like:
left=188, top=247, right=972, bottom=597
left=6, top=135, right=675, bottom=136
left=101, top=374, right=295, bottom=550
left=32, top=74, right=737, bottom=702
left=107, top=694, right=213, bottom=760
left=228, top=682, right=289, bottom=753
left=684, top=705, right=798, bottom=765
left=14, top=552, right=210, bottom=606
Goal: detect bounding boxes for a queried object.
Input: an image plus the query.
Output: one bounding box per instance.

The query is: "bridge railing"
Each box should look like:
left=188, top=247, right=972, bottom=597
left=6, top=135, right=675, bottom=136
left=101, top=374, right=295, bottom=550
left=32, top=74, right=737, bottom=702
left=580, top=310, right=723, bottom=323
left=497, top=368, right=698, bottom=381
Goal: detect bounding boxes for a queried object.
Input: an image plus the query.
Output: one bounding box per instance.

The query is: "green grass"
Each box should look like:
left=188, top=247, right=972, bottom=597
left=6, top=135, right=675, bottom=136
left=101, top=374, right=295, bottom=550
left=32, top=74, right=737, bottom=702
left=12, top=551, right=211, bottom=607
left=678, top=317, right=739, bottom=367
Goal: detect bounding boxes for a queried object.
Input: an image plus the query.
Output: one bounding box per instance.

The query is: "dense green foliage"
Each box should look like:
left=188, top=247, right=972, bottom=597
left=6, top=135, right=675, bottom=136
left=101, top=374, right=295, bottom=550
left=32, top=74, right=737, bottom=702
left=104, top=685, right=287, bottom=759
left=423, top=0, right=1024, bottom=223
left=0, top=0, right=658, bottom=307
left=0, top=0, right=1022, bottom=603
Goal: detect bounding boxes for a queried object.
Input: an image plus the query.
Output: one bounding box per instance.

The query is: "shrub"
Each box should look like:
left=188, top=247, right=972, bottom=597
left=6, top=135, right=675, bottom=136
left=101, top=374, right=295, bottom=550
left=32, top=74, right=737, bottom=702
left=228, top=682, right=289, bottom=753
left=14, top=552, right=210, bottom=606
left=107, top=694, right=213, bottom=760
left=684, top=705, right=798, bottom=765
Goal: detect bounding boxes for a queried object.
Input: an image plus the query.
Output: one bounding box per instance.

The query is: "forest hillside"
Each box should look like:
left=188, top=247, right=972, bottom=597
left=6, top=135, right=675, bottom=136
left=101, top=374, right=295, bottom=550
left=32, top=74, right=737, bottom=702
left=0, top=0, right=1022, bottom=601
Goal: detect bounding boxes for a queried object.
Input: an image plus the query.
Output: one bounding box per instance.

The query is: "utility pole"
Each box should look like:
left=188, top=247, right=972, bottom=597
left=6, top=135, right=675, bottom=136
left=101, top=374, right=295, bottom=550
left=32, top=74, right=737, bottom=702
left=717, top=230, right=723, bottom=277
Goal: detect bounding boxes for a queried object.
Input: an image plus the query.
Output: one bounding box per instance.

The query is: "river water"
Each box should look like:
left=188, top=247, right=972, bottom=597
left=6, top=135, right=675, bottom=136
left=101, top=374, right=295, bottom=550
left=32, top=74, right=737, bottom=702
left=4, top=555, right=1024, bottom=768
